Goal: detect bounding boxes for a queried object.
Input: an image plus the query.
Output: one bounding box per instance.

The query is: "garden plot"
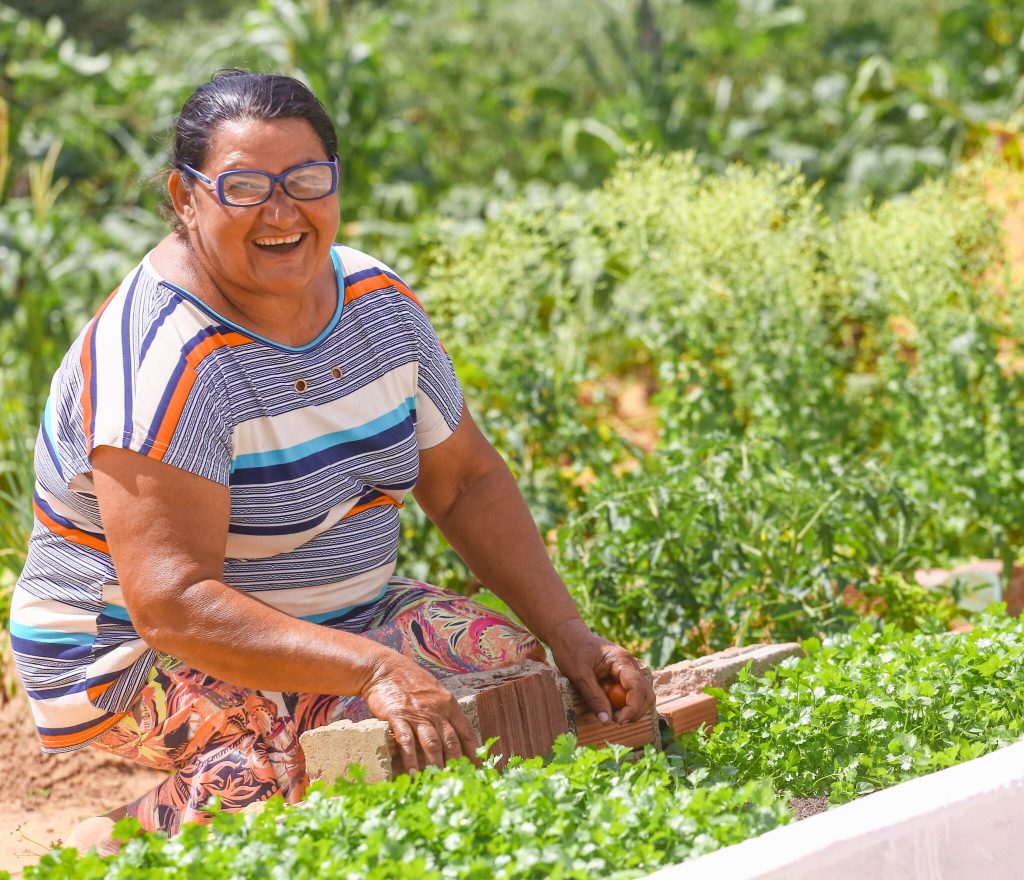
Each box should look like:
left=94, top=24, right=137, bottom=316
left=12, top=609, right=1024, bottom=879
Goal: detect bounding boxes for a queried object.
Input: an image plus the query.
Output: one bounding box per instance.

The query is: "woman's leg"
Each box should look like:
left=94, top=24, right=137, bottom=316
left=89, top=656, right=306, bottom=835
left=81, top=580, right=542, bottom=836
left=291, top=578, right=546, bottom=732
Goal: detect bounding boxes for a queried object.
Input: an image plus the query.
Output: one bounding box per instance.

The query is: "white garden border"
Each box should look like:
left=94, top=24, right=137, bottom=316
left=645, top=739, right=1024, bottom=880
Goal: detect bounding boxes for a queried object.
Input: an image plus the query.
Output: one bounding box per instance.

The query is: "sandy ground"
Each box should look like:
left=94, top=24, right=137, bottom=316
left=0, top=684, right=164, bottom=876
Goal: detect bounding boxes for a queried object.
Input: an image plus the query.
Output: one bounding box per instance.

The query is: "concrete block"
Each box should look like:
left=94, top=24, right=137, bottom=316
left=915, top=560, right=1024, bottom=617
left=657, top=693, right=718, bottom=735
left=653, top=643, right=803, bottom=703
left=299, top=717, right=392, bottom=784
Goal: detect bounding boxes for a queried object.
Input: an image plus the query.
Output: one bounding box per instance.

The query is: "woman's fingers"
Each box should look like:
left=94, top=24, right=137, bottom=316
left=574, top=669, right=615, bottom=724
left=449, top=708, right=482, bottom=765
left=389, top=718, right=420, bottom=775
left=415, top=721, right=444, bottom=767
left=607, top=651, right=656, bottom=724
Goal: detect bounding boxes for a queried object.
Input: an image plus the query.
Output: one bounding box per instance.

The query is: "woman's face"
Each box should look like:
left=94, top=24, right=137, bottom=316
left=175, top=116, right=340, bottom=301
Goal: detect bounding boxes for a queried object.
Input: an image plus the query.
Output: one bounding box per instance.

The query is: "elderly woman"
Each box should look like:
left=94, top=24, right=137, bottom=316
left=10, top=71, right=654, bottom=851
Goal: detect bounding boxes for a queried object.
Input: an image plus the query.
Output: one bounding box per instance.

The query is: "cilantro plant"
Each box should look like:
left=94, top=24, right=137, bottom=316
left=19, top=740, right=788, bottom=880
left=677, top=611, right=1024, bottom=804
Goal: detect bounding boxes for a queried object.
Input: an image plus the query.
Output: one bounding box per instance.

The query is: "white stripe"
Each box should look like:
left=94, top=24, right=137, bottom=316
left=231, top=362, right=418, bottom=460
left=256, top=564, right=394, bottom=618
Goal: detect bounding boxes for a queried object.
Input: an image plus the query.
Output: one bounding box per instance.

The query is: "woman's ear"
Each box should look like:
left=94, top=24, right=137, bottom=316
left=168, top=169, right=196, bottom=228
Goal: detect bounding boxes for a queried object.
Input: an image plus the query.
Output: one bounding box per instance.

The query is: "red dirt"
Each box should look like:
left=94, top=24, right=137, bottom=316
left=0, top=683, right=164, bottom=875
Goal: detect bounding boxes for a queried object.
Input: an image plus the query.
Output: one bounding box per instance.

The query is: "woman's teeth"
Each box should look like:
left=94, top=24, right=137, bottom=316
left=254, top=233, right=303, bottom=246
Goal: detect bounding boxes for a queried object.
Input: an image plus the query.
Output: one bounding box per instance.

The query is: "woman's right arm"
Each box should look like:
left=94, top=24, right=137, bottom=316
left=91, top=445, right=477, bottom=772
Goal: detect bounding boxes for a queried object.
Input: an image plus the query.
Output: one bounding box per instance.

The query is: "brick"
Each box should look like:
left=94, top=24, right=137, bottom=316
left=653, top=642, right=803, bottom=703
left=568, top=665, right=660, bottom=750
left=299, top=717, right=392, bottom=784
left=441, top=661, right=571, bottom=767
left=657, top=693, right=718, bottom=735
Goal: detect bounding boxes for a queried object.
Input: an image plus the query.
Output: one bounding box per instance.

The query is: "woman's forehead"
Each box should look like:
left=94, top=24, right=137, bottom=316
left=204, top=116, right=328, bottom=170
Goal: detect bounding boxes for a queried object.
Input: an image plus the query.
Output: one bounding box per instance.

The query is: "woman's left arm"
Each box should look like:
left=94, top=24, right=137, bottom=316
left=413, top=404, right=655, bottom=725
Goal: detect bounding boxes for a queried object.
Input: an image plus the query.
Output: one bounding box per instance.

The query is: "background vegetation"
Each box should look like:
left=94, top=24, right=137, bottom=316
left=3, top=0, right=1024, bottom=679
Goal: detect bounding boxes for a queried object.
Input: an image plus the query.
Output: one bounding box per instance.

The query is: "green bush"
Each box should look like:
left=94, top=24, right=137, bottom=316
left=410, top=151, right=1021, bottom=647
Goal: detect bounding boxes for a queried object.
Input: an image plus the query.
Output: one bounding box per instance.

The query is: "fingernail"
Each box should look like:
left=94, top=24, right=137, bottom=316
left=598, top=712, right=610, bottom=724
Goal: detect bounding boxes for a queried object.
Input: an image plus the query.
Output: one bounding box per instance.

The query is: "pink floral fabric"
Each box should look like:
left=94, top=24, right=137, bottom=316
left=91, top=579, right=544, bottom=834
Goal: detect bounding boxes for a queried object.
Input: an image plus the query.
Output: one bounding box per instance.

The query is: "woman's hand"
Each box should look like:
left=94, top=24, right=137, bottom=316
left=362, top=653, right=480, bottom=775
left=547, top=619, right=656, bottom=725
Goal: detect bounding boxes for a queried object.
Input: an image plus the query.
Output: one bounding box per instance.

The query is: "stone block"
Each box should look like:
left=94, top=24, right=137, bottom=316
left=657, top=693, right=718, bottom=735
left=299, top=717, right=392, bottom=784
left=653, top=643, right=803, bottom=703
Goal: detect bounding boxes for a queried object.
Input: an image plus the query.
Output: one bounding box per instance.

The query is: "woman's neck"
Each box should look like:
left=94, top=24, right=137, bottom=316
left=151, top=233, right=337, bottom=347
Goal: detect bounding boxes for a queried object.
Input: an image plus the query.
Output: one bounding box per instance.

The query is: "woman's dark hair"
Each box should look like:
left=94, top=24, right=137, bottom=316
left=165, top=70, right=337, bottom=229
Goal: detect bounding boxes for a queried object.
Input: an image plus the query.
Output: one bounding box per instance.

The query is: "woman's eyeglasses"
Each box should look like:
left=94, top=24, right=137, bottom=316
left=179, top=159, right=339, bottom=207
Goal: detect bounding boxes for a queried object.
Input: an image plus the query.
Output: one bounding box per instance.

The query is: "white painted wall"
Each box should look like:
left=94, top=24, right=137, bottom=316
left=645, top=739, right=1024, bottom=880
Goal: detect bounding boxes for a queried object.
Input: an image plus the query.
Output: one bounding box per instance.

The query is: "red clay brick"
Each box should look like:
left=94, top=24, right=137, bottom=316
left=570, top=691, right=659, bottom=749
left=657, top=693, right=718, bottom=735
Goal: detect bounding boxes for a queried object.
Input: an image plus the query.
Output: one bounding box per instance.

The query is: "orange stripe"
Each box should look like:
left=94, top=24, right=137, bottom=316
left=85, top=679, right=116, bottom=702
left=80, top=286, right=121, bottom=452
left=343, top=495, right=402, bottom=519
left=149, top=331, right=251, bottom=459
left=344, top=272, right=425, bottom=311
left=33, top=498, right=110, bottom=554
left=38, top=711, right=125, bottom=750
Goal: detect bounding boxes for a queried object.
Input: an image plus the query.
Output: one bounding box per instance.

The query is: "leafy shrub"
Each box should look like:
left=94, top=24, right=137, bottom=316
left=19, top=740, right=789, bottom=880
left=677, top=610, right=1024, bottom=804
left=556, top=438, right=930, bottom=664
left=413, top=150, right=1019, bottom=646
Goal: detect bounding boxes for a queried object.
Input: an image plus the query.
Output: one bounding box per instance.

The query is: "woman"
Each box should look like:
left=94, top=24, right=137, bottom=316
left=10, top=71, right=654, bottom=851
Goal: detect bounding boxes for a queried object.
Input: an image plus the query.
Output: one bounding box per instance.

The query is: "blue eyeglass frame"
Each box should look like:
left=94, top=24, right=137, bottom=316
left=179, top=158, right=340, bottom=207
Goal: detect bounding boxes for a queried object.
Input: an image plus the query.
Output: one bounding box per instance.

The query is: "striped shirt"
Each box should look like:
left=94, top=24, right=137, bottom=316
left=11, top=245, right=464, bottom=752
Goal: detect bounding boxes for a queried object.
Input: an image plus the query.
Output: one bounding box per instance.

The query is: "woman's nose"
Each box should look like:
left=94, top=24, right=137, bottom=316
left=260, top=184, right=300, bottom=225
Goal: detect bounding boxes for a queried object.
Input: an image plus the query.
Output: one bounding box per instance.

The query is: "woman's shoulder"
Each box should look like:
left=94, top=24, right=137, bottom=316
left=333, top=244, right=425, bottom=314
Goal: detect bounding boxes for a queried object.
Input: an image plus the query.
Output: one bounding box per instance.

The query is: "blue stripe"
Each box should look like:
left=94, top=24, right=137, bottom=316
left=26, top=669, right=124, bottom=701
left=99, top=603, right=131, bottom=622
left=37, top=711, right=118, bottom=737
left=10, top=621, right=95, bottom=645
left=229, top=415, right=415, bottom=486
left=229, top=509, right=329, bottom=536
left=10, top=634, right=93, bottom=661
left=33, top=490, right=107, bottom=542
left=299, top=584, right=389, bottom=624
left=139, top=325, right=224, bottom=456
left=120, top=268, right=142, bottom=445
left=231, top=397, right=417, bottom=473
left=40, top=397, right=62, bottom=479
left=139, top=295, right=181, bottom=363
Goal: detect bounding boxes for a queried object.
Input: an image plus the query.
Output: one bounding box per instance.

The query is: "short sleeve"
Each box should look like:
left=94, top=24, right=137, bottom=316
left=57, top=269, right=234, bottom=492
left=409, top=299, right=464, bottom=450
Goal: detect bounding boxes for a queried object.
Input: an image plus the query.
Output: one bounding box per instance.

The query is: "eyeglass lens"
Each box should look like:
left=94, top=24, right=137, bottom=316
left=220, top=164, right=335, bottom=206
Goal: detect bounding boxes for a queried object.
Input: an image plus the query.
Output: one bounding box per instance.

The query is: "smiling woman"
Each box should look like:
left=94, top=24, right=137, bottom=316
left=8, top=70, right=655, bottom=854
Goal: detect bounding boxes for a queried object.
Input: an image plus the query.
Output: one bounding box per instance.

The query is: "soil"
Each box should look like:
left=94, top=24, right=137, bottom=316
left=787, top=795, right=830, bottom=821
left=0, top=684, right=164, bottom=876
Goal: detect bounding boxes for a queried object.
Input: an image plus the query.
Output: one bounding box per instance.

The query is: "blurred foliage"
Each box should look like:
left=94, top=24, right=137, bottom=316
left=414, top=153, right=1022, bottom=660
left=2, top=0, right=1024, bottom=663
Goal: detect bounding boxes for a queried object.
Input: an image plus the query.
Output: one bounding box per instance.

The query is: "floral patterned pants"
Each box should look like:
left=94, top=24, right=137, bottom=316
left=91, top=579, right=545, bottom=835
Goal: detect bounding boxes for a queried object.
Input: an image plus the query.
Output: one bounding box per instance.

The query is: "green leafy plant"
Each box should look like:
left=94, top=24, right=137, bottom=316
left=19, top=739, right=789, bottom=879
left=676, top=610, right=1024, bottom=804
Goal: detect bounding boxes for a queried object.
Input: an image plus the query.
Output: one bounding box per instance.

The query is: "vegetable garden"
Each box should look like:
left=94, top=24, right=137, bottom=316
left=4, top=0, right=1024, bottom=876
